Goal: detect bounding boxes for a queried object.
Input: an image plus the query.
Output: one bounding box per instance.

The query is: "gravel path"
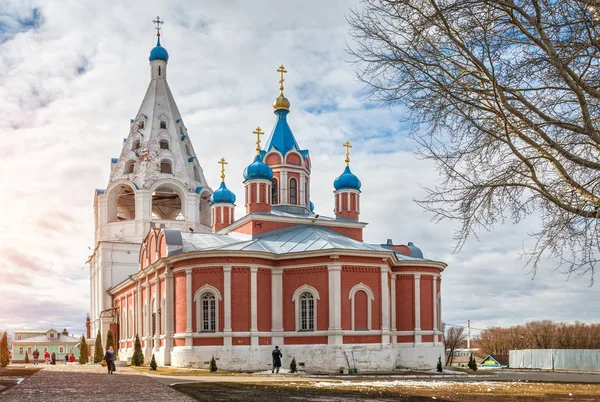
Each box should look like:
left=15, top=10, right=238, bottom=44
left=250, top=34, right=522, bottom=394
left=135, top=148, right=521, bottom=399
left=0, top=364, right=195, bottom=402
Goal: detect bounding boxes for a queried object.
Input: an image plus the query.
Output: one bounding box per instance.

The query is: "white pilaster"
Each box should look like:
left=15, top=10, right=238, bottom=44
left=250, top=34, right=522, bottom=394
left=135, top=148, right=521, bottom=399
left=145, top=276, right=151, bottom=342
left=271, top=268, right=284, bottom=347
left=414, top=273, right=421, bottom=344
left=391, top=273, right=397, bottom=345
left=380, top=266, right=390, bottom=344
left=223, top=265, right=232, bottom=347
left=164, top=268, right=173, bottom=365
left=154, top=272, right=161, bottom=350
left=250, top=266, right=258, bottom=347
left=136, top=282, right=142, bottom=337
left=185, top=268, right=193, bottom=347
left=327, top=263, right=342, bottom=345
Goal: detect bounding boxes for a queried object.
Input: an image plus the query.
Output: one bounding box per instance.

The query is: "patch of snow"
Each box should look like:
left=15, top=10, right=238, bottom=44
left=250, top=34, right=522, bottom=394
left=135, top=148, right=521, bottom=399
left=311, top=380, right=499, bottom=389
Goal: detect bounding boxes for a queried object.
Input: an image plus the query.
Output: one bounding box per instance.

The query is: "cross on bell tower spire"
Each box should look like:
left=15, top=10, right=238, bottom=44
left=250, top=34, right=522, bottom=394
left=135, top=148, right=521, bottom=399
left=153, top=16, right=164, bottom=37
left=218, top=157, right=228, bottom=182
left=343, top=140, right=352, bottom=166
left=253, top=127, right=264, bottom=155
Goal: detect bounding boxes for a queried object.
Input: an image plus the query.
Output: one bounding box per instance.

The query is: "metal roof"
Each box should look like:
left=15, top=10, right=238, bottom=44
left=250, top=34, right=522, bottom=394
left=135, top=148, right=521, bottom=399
left=180, top=224, right=426, bottom=260
left=13, top=334, right=80, bottom=344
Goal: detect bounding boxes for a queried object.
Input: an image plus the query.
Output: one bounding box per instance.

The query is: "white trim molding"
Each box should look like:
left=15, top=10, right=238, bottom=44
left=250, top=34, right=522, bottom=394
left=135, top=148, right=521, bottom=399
left=193, top=284, right=222, bottom=333
left=292, top=284, right=320, bottom=332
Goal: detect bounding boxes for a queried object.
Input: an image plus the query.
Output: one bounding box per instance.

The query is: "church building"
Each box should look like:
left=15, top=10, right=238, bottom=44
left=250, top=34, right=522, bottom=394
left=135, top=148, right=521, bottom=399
left=89, top=19, right=446, bottom=371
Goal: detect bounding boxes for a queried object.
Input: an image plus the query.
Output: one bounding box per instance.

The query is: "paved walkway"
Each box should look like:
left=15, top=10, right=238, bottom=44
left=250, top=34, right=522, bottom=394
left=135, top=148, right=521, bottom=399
left=0, top=364, right=195, bottom=402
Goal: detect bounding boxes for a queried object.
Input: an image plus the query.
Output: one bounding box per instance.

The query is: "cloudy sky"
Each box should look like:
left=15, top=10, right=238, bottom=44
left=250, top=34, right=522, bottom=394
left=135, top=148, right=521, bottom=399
left=0, top=0, right=597, bottom=338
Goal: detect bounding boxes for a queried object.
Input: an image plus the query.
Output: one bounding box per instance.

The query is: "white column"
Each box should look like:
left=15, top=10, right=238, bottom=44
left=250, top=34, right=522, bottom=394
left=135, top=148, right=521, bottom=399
left=281, top=171, right=288, bottom=204
left=299, top=172, right=306, bottom=208
left=154, top=273, right=161, bottom=351
left=391, top=273, right=397, bottom=345
left=163, top=268, right=173, bottom=366
left=185, top=268, right=193, bottom=347
left=414, top=274, right=421, bottom=344
left=380, top=266, right=390, bottom=344
left=432, top=276, right=438, bottom=345
left=327, top=263, right=342, bottom=345
left=223, top=265, right=232, bottom=347
left=250, top=266, right=258, bottom=347
left=271, top=268, right=284, bottom=347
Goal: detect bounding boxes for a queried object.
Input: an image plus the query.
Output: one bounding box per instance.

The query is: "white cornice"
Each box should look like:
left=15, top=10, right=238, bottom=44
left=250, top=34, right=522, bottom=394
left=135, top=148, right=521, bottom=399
left=219, top=212, right=367, bottom=234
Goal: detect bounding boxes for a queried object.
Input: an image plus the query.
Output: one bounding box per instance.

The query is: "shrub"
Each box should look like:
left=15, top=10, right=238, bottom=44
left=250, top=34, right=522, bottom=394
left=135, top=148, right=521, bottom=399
left=209, top=356, right=218, bottom=372
left=131, top=334, right=144, bottom=366
left=24, top=351, right=29, bottom=364
left=0, top=332, right=9, bottom=367
left=149, top=353, right=157, bottom=371
left=105, top=329, right=115, bottom=355
left=79, top=336, right=89, bottom=364
left=93, top=330, right=104, bottom=363
left=290, top=357, right=297, bottom=373
left=437, top=356, right=443, bottom=373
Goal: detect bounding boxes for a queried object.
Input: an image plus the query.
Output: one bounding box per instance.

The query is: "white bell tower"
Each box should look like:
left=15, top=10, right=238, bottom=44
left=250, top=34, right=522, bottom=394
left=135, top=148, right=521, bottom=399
left=88, top=18, right=213, bottom=341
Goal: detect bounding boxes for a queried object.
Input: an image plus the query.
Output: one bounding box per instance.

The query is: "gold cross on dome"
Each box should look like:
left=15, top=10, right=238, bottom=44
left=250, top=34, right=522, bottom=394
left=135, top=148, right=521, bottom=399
left=277, top=64, right=287, bottom=94
left=253, top=127, right=264, bottom=155
left=153, top=16, right=164, bottom=37
left=218, top=157, right=228, bottom=182
left=343, top=140, right=352, bottom=166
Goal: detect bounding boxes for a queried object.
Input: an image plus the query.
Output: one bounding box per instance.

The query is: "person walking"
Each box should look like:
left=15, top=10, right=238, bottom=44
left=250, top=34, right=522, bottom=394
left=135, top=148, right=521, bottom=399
left=271, top=346, right=282, bottom=374
left=32, top=349, right=39, bottom=365
left=104, top=346, right=116, bottom=374
left=44, top=350, right=50, bottom=365
left=65, top=354, right=69, bottom=364
left=69, top=354, right=75, bottom=363
left=51, top=352, right=56, bottom=365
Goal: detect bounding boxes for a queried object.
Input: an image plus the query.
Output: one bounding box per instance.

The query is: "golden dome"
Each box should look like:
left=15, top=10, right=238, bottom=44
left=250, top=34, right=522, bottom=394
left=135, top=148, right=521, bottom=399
left=273, top=94, right=290, bottom=111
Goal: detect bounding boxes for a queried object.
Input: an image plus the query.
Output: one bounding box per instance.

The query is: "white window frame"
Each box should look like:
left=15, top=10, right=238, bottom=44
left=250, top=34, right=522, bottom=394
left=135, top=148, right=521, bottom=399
left=59, top=346, right=64, bottom=354
left=348, top=283, right=375, bottom=330
left=129, top=307, right=134, bottom=339
left=292, top=284, right=320, bottom=332
left=193, top=285, right=222, bottom=333
left=27, top=346, right=32, bottom=355
left=19, top=347, right=24, bottom=355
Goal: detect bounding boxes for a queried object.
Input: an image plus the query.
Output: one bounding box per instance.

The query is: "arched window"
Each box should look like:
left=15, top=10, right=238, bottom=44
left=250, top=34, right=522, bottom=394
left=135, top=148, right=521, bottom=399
left=271, top=178, right=278, bottom=204
left=194, top=166, right=201, bottom=182
left=349, top=283, right=374, bottom=330
left=299, top=292, right=314, bottom=331
left=129, top=308, right=134, bottom=339
left=125, top=160, right=135, bottom=174
left=162, top=296, right=166, bottom=334
left=158, top=65, right=161, bottom=76
left=289, top=178, right=297, bottom=204
left=132, top=139, right=141, bottom=151
left=159, top=139, right=169, bottom=150
left=160, top=160, right=172, bottom=174
left=305, top=180, right=309, bottom=205
left=151, top=299, right=157, bottom=336
left=201, top=292, right=216, bottom=331
left=160, top=120, right=167, bottom=129
left=185, top=144, right=192, bottom=156
left=139, top=120, right=145, bottom=129
left=194, top=285, right=221, bottom=333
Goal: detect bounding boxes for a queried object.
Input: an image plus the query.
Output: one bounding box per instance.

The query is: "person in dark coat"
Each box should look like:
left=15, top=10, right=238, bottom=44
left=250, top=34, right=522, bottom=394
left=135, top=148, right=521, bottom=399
left=65, top=354, right=69, bottom=364
left=51, top=352, right=56, bottom=365
left=32, top=349, right=40, bottom=365
left=271, top=346, right=282, bottom=374
left=104, top=346, right=116, bottom=374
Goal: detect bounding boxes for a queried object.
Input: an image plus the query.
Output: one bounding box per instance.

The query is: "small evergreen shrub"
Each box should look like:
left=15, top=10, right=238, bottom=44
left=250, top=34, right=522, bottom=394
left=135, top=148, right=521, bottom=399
left=209, top=356, right=218, bottom=372
left=149, top=353, right=157, bottom=371
left=79, top=336, right=89, bottom=364
left=0, top=332, right=9, bottom=367
left=93, top=330, right=104, bottom=363
left=105, top=329, right=115, bottom=355
left=131, top=334, right=144, bottom=366
left=437, top=356, right=443, bottom=373
left=290, top=357, right=297, bottom=373
left=468, top=354, right=478, bottom=371
left=24, top=351, right=29, bottom=364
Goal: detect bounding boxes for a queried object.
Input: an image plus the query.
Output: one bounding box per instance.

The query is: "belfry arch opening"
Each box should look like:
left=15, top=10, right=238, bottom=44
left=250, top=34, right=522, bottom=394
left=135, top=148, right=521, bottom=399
left=107, top=183, right=136, bottom=222
left=152, top=184, right=184, bottom=220
left=199, top=190, right=211, bottom=227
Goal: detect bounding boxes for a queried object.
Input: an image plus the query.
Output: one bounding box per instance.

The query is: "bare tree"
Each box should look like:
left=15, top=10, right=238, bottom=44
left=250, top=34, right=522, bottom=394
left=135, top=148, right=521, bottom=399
left=348, top=0, right=600, bottom=281
left=444, top=324, right=466, bottom=365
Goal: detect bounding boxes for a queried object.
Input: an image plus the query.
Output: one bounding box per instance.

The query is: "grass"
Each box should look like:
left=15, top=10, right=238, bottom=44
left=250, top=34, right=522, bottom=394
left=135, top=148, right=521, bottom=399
left=174, top=380, right=600, bottom=401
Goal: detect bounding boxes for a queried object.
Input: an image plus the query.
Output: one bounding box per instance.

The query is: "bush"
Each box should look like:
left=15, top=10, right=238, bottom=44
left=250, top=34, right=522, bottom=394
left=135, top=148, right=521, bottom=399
left=0, top=332, right=9, bottom=367
left=105, top=329, right=115, bottom=355
left=437, top=356, right=443, bottom=373
left=79, top=336, right=89, bottom=364
left=149, top=353, right=157, bottom=371
left=24, top=351, right=29, bottom=364
left=131, top=334, right=144, bottom=366
left=209, top=356, right=218, bottom=372
left=290, top=357, right=297, bottom=373
left=468, top=354, right=478, bottom=371
left=93, top=330, right=104, bottom=363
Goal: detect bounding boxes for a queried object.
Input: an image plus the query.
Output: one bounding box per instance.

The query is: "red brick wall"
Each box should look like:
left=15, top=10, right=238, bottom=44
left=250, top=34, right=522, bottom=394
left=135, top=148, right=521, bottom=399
left=341, top=266, right=380, bottom=330
left=354, top=290, right=368, bottom=330
left=174, top=271, right=187, bottom=334
left=282, top=267, right=328, bottom=331
left=192, top=267, right=224, bottom=332
left=257, top=268, right=272, bottom=331
left=231, top=267, right=250, bottom=332
left=396, top=274, right=414, bottom=331
left=420, top=275, right=434, bottom=331
left=286, top=153, right=301, bottom=165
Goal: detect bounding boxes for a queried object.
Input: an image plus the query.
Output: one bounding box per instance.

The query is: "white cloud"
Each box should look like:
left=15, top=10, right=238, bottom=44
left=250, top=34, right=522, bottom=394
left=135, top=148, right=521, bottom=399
left=0, top=0, right=596, bottom=337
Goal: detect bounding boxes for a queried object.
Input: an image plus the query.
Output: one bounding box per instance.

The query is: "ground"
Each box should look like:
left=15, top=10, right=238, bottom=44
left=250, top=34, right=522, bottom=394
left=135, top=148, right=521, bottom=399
left=1, top=364, right=600, bottom=401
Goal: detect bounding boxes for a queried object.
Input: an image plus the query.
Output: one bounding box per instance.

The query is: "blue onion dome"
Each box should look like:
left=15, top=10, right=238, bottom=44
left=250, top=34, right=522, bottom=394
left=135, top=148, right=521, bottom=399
left=407, top=242, right=424, bottom=259
left=210, top=181, right=236, bottom=204
left=333, top=166, right=361, bottom=191
left=309, top=200, right=315, bottom=212
left=243, top=155, right=273, bottom=180
left=149, top=38, right=169, bottom=62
